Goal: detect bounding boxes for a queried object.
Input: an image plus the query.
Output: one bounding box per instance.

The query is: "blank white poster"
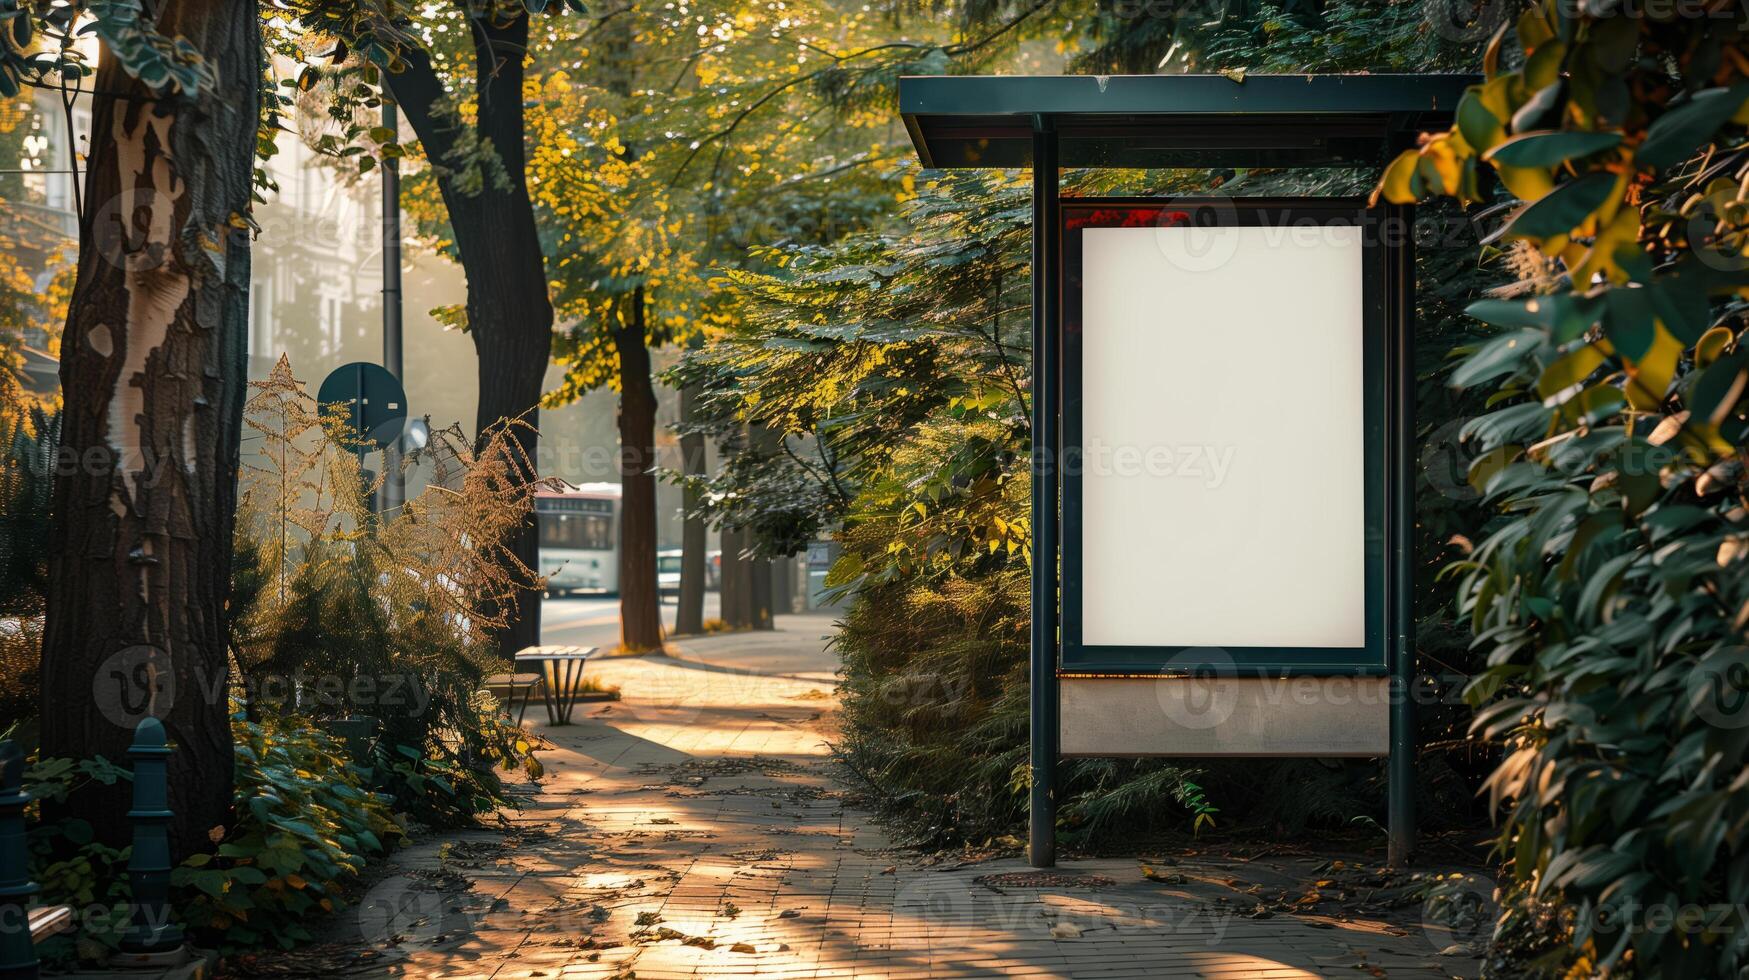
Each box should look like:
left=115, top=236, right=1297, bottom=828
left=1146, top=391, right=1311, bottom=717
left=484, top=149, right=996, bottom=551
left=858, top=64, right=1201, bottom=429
left=1079, top=223, right=1367, bottom=649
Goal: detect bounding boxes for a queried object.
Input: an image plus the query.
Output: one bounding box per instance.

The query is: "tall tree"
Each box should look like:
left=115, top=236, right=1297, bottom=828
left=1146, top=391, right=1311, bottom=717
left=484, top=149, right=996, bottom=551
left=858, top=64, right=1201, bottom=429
left=718, top=523, right=754, bottom=629
left=613, top=287, right=662, bottom=650
left=674, top=375, right=707, bottom=635
left=280, top=0, right=585, bottom=659
left=382, top=12, right=550, bottom=658
left=534, top=0, right=920, bottom=647
left=36, top=0, right=258, bottom=855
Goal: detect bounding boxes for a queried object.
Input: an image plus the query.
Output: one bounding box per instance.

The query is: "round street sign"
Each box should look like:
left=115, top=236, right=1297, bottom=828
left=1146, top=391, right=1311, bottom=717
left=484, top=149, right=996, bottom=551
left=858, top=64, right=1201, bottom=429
left=316, top=362, right=408, bottom=451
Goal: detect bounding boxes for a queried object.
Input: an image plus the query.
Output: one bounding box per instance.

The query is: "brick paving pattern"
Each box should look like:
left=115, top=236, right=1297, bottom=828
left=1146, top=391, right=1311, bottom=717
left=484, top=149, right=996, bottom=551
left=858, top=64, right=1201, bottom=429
left=329, top=613, right=1482, bottom=980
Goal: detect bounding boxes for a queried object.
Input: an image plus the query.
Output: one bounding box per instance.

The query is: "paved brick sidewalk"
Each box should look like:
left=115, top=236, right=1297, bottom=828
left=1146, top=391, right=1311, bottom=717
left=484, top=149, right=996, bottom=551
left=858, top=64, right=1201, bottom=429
left=323, top=613, right=1481, bottom=980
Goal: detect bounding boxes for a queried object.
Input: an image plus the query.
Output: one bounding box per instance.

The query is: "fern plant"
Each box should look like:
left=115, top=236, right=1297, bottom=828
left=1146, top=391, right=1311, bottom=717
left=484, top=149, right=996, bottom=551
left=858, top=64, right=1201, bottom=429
left=0, top=406, right=56, bottom=615
left=233, top=357, right=546, bottom=826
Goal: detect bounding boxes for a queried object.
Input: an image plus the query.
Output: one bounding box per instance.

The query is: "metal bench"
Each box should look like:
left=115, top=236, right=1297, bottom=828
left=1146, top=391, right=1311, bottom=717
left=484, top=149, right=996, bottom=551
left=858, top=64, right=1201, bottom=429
left=484, top=672, right=546, bottom=726
left=511, top=646, right=597, bottom=726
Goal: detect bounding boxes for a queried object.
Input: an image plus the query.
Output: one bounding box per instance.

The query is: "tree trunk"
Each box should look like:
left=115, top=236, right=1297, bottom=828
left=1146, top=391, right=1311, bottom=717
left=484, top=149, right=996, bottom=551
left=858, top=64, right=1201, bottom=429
left=384, top=10, right=551, bottom=660
left=674, top=380, right=706, bottom=636
left=719, top=525, right=753, bottom=629
left=771, top=556, right=794, bottom=617
left=751, top=556, right=774, bottom=630
left=747, top=424, right=778, bottom=629
left=614, top=288, right=662, bottom=651
left=38, top=0, right=259, bottom=856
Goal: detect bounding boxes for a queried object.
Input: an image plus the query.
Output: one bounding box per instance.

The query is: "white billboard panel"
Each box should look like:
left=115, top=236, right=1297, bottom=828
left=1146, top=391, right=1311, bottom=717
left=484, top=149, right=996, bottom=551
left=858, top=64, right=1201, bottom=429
left=1078, top=223, right=1367, bottom=650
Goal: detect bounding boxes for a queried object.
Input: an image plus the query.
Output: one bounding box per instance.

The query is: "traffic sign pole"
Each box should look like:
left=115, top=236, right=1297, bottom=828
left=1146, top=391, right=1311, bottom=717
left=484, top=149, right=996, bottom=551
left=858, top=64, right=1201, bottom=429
left=380, top=100, right=405, bottom=516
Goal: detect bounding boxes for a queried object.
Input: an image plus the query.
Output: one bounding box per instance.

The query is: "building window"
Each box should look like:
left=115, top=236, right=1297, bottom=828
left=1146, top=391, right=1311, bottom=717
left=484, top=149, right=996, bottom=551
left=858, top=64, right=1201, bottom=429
left=250, top=277, right=273, bottom=357
left=318, top=294, right=342, bottom=355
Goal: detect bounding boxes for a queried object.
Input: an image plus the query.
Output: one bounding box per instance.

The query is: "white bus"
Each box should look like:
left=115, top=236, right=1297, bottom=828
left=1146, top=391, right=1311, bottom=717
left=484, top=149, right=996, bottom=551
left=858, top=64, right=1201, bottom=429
left=536, top=482, right=620, bottom=596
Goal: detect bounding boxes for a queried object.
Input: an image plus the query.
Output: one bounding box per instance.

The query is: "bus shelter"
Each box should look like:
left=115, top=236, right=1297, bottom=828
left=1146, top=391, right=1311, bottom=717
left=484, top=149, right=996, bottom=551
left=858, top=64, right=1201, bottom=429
left=898, top=73, right=1475, bottom=867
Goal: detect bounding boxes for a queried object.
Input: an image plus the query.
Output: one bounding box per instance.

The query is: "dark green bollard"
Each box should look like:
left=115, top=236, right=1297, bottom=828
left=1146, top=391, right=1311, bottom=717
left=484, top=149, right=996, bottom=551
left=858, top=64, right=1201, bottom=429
left=120, top=719, right=183, bottom=955
left=319, top=716, right=379, bottom=765
left=0, top=741, right=38, bottom=980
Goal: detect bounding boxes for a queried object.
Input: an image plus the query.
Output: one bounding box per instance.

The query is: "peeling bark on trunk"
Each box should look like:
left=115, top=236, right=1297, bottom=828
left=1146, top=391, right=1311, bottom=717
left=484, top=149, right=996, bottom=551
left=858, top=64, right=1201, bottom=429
left=385, top=11, right=551, bottom=660
left=39, top=0, right=259, bottom=856
left=674, top=380, right=706, bottom=637
left=614, top=288, right=662, bottom=651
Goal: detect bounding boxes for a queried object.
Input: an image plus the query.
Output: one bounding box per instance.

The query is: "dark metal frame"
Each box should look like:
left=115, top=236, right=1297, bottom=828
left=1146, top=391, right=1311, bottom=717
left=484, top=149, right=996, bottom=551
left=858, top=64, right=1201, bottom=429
left=1028, top=119, right=1061, bottom=868
left=1025, top=172, right=1418, bottom=870
left=902, top=74, right=1477, bottom=169
left=1057, top=198, right=1390, bottom=677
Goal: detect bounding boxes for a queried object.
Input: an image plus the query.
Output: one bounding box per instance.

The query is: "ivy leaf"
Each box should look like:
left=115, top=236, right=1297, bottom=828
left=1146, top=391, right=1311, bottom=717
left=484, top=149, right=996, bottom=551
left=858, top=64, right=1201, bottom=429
left=1536, top=343, right=1606, bottom=401
left=1565, top=385, right=1627, bottom=428
left=1511, top=80, right=1565, bottom=133
left=1688, top=350, right=1749, bottom=426
left=1467, top=293, right=1601, bottom=343
left=1602, top=287, right=1656, bottom=361
left=1649, top=271, right=1711, bottom=345
left=1637, top=84, right=1749, bottom=171
left=1451, top=329, right=1544, bottom=389
left=1468, top=444, right=1520, bottom=494
left=1501, top=172, right=1617, bottom=242
left=1375, top=149, right=1420, bottom=204
left=1457, top=89, right=1505, bottom=154
left=1486, top=131, right=1622, bottom=168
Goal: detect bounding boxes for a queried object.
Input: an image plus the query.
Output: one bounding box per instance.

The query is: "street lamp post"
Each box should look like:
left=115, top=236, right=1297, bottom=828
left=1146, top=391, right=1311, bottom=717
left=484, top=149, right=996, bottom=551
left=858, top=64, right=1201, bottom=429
left=380, top=101, right=404, bottom=516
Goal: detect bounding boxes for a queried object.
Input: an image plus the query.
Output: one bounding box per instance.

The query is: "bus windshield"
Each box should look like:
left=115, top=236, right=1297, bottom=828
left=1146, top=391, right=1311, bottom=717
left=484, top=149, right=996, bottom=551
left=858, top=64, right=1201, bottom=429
left=538, top=511, right=613, bottom=551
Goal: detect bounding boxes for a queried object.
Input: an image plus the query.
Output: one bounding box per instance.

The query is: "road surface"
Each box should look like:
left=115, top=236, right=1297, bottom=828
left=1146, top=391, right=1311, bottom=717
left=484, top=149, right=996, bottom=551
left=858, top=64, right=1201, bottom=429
left=540, top=590, right=723, bottom=648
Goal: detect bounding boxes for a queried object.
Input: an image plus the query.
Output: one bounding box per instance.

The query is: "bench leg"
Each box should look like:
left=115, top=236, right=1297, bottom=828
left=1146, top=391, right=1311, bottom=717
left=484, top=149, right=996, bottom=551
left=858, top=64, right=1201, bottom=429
left=516, top=683, right=536, bottom=727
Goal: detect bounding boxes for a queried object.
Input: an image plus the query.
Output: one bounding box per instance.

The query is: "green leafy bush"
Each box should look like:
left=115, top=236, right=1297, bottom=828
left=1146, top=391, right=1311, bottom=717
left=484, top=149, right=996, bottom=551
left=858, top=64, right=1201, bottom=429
left=23, top=755, right=133, bottom=965
left=0, top=405, right=55, bottom=616
left=233, top=357, right=543, bottom=827
left=1382, top=0, right=1749, bottom=973
left=174, top=714, right=402, bottom=948
left=0, top=407, right=54, bottom=724
left=836, top=541, right=1217, bottom=848
left=23, top=717, right=403, bottom=959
